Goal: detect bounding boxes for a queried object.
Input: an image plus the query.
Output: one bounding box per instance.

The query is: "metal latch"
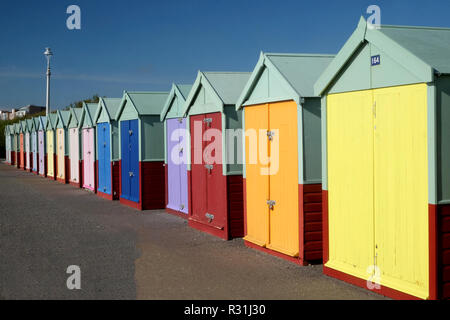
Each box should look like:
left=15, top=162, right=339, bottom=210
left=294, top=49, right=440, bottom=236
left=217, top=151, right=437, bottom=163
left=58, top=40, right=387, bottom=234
left=178, top=118, right=183, bottom=123
left=267, top=130, right=275, bottom=141
left=205, top=213, right=214, bottom=222
left=129, top=130, right=133, bottom=136
left=203, top=118, right=212, bottom=127
left=129, top=171, right=134, bottom=177
left=179, top=146, right=183, bottom=153
left=204, top=164, right=213, bottom=173
left=180, top=204, right=185, bottom=210
left=267, top=200, right=276, bottom=210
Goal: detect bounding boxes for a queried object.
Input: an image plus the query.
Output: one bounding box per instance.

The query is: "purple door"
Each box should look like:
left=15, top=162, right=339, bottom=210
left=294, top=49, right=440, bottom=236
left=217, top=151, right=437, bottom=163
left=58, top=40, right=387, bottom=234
left=38, top=130, right=45, bottom=175
left=166, top=118, right=188, bottom=214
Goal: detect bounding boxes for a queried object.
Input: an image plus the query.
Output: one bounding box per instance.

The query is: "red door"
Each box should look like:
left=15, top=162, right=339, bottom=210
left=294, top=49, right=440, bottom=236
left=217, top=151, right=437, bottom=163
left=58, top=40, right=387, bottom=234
left=190, top=112, right=225, bottom=230
left=190, top=114, right=207, bottom=223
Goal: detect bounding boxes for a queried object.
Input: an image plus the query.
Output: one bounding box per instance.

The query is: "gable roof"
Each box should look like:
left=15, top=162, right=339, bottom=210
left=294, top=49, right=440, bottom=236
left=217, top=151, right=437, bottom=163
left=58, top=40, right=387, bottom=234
left=78, top=102, right=98, bottom=128
left=69, top=107, right=82, bottom=127
left=25, top=119, right=34, bottom=132
left=93, top=97, right=122, bottom=123
left=183, top=71, right=251, bottom=116
left=314, top=17, right=450, bottom=95
left=115, top=91, right=169, bottom=119
left=37, top=116, right=47, bottom=131
left=160, top=83, right=193, bottom=121
left=236, top=52, right=334, bottom=108
left=33, top=117, right=40, bottom=131
left=56, top=110, right=71, bottom=128
left=45, top=113, right=58, bottom=130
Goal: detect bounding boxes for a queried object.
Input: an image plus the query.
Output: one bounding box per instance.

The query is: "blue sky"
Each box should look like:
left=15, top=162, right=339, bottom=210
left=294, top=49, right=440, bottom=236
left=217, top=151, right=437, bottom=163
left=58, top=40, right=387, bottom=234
left=1, top=0, right=449, bottom=110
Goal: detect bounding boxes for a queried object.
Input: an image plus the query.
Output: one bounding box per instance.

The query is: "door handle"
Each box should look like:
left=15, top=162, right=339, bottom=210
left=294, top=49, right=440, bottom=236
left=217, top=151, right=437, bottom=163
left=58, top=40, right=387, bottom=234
left=267, top=130, right=275, bottom=141
left=266, top=200, right=276, bottom=210
left=204, top=164, right=213, bottom=173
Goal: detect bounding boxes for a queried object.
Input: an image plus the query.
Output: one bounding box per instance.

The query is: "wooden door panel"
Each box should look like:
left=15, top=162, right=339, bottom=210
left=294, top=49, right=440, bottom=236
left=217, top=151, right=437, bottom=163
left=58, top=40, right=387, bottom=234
left=244, top=104, right=270, bottom=247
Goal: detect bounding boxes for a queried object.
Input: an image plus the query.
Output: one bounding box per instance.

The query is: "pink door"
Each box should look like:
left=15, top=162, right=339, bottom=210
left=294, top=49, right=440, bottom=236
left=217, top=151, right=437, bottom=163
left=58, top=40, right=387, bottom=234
left=82, top=128, right=95, bottom=190
left=70, top=128, right=79, bottom=183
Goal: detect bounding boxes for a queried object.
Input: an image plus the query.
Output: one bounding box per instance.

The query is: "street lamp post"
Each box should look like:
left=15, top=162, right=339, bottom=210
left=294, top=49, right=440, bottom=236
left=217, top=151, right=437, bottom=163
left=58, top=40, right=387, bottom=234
left=44, top=47, right=53, bottom=117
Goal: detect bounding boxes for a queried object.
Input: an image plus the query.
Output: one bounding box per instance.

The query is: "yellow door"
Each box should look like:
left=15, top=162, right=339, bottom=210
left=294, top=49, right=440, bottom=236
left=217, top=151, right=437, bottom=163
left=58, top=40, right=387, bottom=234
left=47, top=130, right=54, bottom=177
left=266, top=101, right=299, bottom=256
left=373, top=84, right=429, bottom=299
left=57, top=129, right=65, bottom=179
left=244, top=104, right=270, bottom=247
left=327, top=90, right=375, bottom=280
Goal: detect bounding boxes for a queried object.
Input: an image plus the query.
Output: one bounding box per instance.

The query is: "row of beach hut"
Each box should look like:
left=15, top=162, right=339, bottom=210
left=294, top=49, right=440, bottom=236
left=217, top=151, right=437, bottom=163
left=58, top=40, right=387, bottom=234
left=3, top=18, right=450, bottom=300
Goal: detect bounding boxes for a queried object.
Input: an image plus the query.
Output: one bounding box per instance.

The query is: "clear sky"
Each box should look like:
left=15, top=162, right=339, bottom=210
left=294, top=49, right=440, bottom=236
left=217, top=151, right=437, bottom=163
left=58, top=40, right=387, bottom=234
left=1, top=0, right=450, bottom=110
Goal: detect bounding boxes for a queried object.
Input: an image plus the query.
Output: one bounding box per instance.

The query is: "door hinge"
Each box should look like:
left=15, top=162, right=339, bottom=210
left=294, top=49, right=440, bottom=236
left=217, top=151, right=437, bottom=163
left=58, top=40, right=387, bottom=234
left=203, top=118, right=212, bottom=127
left=266, top=200, right=276, bottom=210
left=267, top=130, right=275, bottom=141
left=373, top=101, right=377, bottom=118
left=204, top=164, right=213, bottom=173
left=205, top=212, right=214, bottom=222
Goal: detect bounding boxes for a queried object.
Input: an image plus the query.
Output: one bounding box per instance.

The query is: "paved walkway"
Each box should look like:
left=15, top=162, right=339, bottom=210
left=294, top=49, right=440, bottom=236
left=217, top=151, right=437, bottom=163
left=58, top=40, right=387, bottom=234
left=0, top=163, right=384, bottom=299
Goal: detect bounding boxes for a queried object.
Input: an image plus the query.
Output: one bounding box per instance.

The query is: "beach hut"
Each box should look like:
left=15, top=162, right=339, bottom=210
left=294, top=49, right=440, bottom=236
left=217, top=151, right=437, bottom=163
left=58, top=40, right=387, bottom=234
left=182, top=71, right=251, bottom=240
left=115, top=91, right=169, bottom=210
left=236, top=52, right=334, bottom=264
left=78, top=102, right=98, bottom=192
left=19, top=120, right=25, bottom=169
left=4, top=125, right=9, bottom=164
left=45, top=113, right=58, bottom=180
left=31, top=117, right=40, bottom=173
left=314, top=17, right=450, bottom=300
left=37, top=116, right=47, bottom=176
left=93, top=97, right=122, bottom=200
left=160, top=84, right=192, bottom=218
left=55, top=110, right=71, bottom=183
left=14, top=123, right=20, bottom=168
left=4, top=125, right=11, bottom=164
left=25, top=119, right=33, bottom=171
left=68, top=107, right=82, bottom=187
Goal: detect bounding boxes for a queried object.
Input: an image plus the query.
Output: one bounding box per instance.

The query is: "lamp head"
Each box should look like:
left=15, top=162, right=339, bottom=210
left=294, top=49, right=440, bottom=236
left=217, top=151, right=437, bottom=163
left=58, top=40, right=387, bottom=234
left=43, top=47, right=53, bottom=57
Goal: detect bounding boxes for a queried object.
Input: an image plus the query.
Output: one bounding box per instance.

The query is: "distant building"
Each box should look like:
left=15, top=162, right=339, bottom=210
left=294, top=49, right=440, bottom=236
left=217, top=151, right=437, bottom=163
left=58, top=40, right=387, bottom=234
left=2, top=105, right=46, bottom=120
left=0, top=110, right=10, bottom=120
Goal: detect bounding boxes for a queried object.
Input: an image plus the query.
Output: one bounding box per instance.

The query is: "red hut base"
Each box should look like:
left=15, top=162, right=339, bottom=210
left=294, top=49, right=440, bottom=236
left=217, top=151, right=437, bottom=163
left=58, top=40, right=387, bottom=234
left=187, top=172, right=244, bottom=240
left=118, top=161, right=165, bottom=210
left=96, top=161, right=120, bottom=201
left=11, top=152, right=16, bottom=166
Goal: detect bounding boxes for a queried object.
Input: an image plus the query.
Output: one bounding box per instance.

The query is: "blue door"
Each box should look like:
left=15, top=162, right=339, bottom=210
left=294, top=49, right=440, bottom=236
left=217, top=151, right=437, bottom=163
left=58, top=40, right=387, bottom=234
left=98, top=122, right=111, bottom=195
left=120, top=120, right=139, bottom=203
left=129, top=120, right=139, bottom=203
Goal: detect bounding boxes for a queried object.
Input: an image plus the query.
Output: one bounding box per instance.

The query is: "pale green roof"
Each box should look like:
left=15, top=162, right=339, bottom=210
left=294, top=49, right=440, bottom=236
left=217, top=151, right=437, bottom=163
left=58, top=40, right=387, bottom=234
left=26, top=119, right=34, bottom=132
left=378, top=25, right=450, bottom=74
left=314, top=17, right=450, bottom=95
left=57, top=110, right=71, bottom=128
left=116, top=91, right=169, bottom=119
left=79, top=102, right=98, bottom=128
left=94, top=97, right=122, bottom=123
left=202, top=72, right=251, bottom=105
left=183, top=71, right=251, bottom=116
left=127, top=92, right=169, bottom=115
left=236, top=52, right=334, bottom=108
left=46, top=113, right=58, bottom=130
left=160, top=83, right=193, bottom=121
